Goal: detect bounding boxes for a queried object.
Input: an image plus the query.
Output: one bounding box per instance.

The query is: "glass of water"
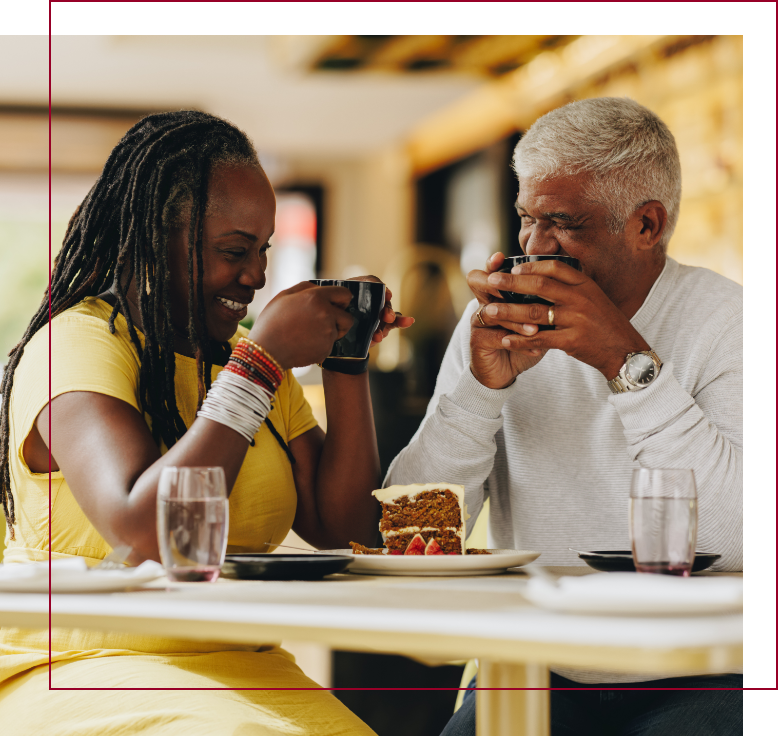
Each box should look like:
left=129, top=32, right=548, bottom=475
left=629, top=468, right=697, bottom=576
left=157, top=466, right=229, bottom=582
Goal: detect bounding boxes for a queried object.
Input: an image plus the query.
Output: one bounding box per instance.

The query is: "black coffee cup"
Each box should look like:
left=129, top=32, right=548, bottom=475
left=310, top=279, right=386, bottom=359
left=497, top=255, right=581, bottom=330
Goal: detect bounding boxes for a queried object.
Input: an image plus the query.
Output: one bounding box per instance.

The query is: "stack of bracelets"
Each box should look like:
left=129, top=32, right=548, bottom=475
left=197, top=337, right=285, bottom=443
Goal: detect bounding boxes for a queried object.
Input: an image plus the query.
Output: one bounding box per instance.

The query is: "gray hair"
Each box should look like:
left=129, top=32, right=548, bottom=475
left=513, top=97, right=681, bottom=251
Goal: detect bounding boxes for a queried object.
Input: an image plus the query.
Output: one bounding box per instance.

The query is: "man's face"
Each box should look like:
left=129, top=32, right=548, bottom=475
left=167, top=164, right=276, bottom=344
left=515, top=173, right=638, bottom=301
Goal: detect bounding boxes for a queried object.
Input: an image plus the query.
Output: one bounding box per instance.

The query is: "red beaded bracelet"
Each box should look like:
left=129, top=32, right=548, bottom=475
left=227, top=357, right=279, bottom=393
left=232, top=345, right=283, bottom=387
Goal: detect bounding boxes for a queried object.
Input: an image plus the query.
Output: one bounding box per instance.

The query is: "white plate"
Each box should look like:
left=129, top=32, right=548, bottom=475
left=322, top=549, right=541, bottom=576
left=0, top=559, right=166, bottom=593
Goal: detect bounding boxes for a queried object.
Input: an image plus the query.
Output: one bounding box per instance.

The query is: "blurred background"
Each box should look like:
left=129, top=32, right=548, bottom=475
left=0, top=34, right=742, bottom=734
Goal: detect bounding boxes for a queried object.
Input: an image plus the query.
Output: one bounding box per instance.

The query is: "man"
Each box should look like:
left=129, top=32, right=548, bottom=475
left=385, top=97, right=742, bottom=734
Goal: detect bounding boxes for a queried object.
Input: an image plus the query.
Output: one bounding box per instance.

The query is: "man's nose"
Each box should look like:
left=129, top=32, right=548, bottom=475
left=524, top=223, right=560, bottom=255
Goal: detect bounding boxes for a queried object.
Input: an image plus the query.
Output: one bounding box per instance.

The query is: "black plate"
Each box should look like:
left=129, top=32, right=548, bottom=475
left=221, top=554, right=353, bottom=581
left=577, top=551, right=721, bottom=574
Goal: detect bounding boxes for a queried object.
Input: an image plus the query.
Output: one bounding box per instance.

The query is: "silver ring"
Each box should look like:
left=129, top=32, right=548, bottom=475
left=547, top=306, right=555, bottom=326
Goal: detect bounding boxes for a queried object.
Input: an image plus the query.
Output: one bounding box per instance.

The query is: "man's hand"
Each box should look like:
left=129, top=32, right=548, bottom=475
left=467, top=254, right=548, bottom=389
left=483, top=259, right=650, bottom=379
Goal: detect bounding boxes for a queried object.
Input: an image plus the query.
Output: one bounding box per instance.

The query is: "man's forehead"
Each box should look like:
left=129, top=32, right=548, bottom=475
left=516, top=174, right=593, bottom=213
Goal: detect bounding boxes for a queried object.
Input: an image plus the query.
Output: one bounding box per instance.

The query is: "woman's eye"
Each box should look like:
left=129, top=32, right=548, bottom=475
left=223, top=250, right=246, bottom=259
left=261, top=243, right=272, bottom=254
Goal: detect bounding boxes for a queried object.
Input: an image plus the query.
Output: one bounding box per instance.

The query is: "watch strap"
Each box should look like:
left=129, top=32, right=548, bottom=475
left=321, top=357, right=369, bottom=375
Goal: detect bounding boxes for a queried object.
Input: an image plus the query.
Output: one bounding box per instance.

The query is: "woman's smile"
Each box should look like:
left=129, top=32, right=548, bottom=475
left=214, top=295, right=251, bottom=321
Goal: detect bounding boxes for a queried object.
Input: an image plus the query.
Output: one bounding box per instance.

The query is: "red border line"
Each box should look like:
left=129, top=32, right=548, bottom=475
left=48, top=0, right=53, bottom=692
left=49, top=686, right=752, bottom=692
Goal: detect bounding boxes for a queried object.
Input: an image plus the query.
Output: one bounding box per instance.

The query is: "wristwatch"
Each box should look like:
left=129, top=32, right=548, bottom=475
left=607, top=349, right=663, bottom=394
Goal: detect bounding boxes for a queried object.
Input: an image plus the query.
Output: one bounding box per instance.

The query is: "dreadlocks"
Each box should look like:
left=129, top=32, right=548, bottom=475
left=0, top=110, right=260, bottom=539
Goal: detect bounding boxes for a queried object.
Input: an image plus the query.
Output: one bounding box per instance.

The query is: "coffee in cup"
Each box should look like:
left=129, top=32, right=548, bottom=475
left=498, top=255, right=581, bottom=331
left=310, top=279, right=386, bottom=359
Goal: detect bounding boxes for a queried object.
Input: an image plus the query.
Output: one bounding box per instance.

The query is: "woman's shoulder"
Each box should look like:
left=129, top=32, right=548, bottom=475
left=59, top=296, right=115, bottom=322
left=55, top=297, right=135, bottom=337
left=20, top=297, right=141, bottom=388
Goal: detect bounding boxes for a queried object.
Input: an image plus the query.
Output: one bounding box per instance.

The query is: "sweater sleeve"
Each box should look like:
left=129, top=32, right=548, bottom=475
left=610, top=307, right=743, bottom=571
left=384, top=301, right=520, bottom=533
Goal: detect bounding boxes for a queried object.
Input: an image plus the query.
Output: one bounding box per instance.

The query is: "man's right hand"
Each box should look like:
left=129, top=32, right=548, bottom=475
left=248, top=282, right=355, bottom=369
left=467, top=253, right=546, bottom=389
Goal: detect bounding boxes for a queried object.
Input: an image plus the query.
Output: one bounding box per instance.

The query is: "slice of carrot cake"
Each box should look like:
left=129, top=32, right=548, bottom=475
left=371, top=483, right=469, bottom=555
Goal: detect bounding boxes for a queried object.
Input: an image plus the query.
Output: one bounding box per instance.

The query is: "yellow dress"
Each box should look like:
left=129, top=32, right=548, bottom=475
left=0, top=297, right=376, bottom=736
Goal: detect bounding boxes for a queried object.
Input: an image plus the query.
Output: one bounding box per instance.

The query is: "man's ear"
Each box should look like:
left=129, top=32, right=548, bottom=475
left=633, top=200, right=667, bottom=250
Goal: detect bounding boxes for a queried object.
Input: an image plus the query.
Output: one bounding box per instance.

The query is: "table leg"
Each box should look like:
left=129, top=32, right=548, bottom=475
left=476, top=661, right=550, bottom=736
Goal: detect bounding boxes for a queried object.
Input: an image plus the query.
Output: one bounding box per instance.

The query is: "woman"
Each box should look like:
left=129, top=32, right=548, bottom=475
left=0, top=111, right=412, bottom=735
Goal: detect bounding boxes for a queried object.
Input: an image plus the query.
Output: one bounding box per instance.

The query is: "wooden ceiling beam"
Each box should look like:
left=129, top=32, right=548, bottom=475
left=406, top=35, right=672, bottom=176
left=449, top=35, right=574, bottom=74
left=368, top=35, right=451, bottom=69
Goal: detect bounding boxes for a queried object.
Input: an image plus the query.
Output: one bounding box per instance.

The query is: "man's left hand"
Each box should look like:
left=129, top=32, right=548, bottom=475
left=484, top=260, right=650, bottom=379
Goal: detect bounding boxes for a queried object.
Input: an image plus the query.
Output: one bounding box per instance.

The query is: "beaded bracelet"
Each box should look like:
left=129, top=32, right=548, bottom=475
left=227, top=355, right=279, bottom=393
left=237, top=337, right=284, bottom=375
left=231, top=350, right=282, bottom=389
left=233, top=342, right=283, bottom=386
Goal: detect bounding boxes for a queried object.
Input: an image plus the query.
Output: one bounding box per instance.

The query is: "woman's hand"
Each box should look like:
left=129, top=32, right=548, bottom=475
left=467, top=253, right=546, bottom=389
left=346, top=275, right=415, bottom=347
left=248, top=282, right=355, bottom=369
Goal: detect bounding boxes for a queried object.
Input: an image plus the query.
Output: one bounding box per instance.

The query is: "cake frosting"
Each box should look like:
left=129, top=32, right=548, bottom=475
left=371, top=483, right=469, bottom=554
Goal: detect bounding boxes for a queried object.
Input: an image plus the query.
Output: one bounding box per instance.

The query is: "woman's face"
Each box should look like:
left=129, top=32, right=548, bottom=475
left=167, top=164, right=276, bottom=345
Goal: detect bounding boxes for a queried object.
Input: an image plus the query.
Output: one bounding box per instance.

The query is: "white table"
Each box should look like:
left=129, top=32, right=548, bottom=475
left=0, top=567, right=742, bottom=736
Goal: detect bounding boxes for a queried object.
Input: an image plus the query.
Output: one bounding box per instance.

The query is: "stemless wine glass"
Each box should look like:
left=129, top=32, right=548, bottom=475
left=629, top=468, right=697, bottom=576
left=157, top=466, right=229, bottom=582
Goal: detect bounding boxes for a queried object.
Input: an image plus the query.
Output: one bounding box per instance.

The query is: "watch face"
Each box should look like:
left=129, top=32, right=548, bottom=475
left=626, top=353, right=656, bottom=386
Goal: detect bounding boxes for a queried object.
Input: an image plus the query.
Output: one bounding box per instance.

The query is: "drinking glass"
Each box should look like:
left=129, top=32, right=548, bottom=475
left=629, top=468, right=697, bottom=576
left=157, top=466, right=229, bottom=582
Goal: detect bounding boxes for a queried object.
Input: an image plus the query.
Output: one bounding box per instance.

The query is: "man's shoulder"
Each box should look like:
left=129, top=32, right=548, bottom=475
left=674, top=262, right=742, bottom=296
left=669, top=261, right=742, bottom=319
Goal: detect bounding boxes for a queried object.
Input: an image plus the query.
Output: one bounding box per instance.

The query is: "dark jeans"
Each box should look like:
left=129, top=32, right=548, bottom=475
left=440, top=673, right=743, bottom=736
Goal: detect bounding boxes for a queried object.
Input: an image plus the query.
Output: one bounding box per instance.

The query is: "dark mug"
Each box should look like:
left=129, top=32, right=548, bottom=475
left=498, top=255, right=581, bottom=331
left=310, top=279, right=386, bottom=359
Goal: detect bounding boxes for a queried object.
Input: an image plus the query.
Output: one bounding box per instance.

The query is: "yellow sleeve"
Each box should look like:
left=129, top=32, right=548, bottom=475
left=282, top=372, right=319, bottom=442
left=12, top=313, right=142, bottom=446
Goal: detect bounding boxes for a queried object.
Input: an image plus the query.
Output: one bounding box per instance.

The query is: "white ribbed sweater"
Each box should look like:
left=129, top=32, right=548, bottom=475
left=385, top=257, right=742, bottom=682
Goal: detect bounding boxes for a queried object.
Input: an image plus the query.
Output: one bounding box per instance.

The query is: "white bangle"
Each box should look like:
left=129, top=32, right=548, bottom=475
left=196, top=369, right=275, bottom=443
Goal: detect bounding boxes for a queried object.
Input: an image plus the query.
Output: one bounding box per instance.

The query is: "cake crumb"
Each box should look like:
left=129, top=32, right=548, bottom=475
left=349, top=542, right=386, bottom=555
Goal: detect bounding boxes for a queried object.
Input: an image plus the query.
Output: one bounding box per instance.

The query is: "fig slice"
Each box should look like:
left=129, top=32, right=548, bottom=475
left=424, top=538, right=444, bottom=555
left=403, top=533, right=427, bottom=555
left=389, top=549, right=403, bottom=555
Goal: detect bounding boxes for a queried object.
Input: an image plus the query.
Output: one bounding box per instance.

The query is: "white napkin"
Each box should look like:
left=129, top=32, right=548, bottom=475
left=0, top=557, right=85, bottom=582
left=525, top=572, right=743, bottom=615
left=0, top=558, right=165, bottom=593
